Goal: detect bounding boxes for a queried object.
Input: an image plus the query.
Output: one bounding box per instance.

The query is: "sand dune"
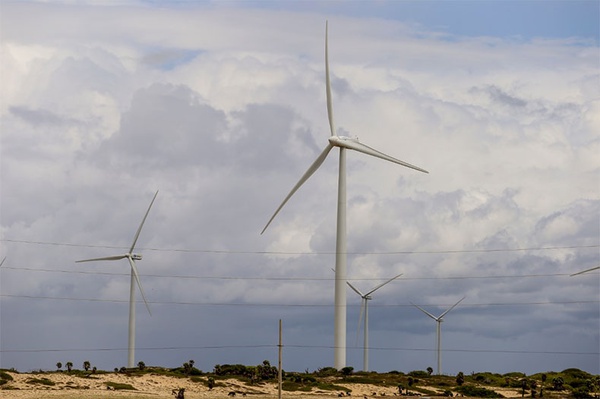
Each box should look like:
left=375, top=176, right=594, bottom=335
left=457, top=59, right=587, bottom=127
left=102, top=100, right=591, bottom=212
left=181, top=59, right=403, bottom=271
left=1, top=371, right=524, bottom=399
left=1, top=371, right=405, bottom=399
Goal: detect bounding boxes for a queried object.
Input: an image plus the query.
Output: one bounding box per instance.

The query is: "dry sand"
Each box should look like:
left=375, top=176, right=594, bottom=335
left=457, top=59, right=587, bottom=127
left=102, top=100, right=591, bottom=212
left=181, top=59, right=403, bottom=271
left=0, top=371, right=523, bottom=399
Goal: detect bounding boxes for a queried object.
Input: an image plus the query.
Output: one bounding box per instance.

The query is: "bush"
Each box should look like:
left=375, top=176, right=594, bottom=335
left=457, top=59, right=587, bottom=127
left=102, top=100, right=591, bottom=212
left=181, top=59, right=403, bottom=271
left=282, top=381, right=313, bottom=392
left=213, top=364, right=250, bottom=377
left=315, top=367, right=339, bottom=377
left=455, top=385, right=504, bottom=398
left=106, top=381, right=136, bottom=390
left=572, top=386, right=593, bottom=399
left=409, top=370, right=430, bottom=378
left=0, top=371, right=14, bottom=386
left=26, top=377, right=55, bottom=386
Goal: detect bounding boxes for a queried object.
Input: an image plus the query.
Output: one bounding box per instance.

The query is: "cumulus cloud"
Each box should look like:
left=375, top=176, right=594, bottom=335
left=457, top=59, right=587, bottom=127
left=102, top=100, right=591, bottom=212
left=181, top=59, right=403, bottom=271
left=0, top=1, right=597, bottom=375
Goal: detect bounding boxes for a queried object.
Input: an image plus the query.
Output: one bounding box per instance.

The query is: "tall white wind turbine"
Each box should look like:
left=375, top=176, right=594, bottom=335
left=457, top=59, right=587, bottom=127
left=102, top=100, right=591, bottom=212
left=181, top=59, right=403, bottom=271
left=347, top=273, right=403, bottom=371
left=261, top=22, right=428, bottom=369
left=412, top=296, right=465, bottom=375
left=76, top=190, right=158, bottom=368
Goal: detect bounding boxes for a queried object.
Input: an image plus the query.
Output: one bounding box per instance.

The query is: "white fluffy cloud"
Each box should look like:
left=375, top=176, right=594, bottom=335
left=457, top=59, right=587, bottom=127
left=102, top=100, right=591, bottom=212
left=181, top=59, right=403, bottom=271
left=1, top=1, right=598, bottom=374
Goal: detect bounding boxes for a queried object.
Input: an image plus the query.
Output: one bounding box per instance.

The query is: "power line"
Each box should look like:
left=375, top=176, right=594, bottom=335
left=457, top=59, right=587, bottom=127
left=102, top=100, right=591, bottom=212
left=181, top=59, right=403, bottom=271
left=2, top=238, right=597, bottom=255
left=0, top=344, right=595, bottom=357
left=1, top=294, right=597, bottom=308
left=0, top=265, right=586, bottom=281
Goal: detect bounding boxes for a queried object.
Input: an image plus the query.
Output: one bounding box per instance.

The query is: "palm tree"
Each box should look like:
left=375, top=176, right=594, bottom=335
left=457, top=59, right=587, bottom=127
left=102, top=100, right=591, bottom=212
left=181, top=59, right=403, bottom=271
left=66, top=362, right=73, bottom=373
left=83, top=361, right=91, bottom=371
left=427, top=367, right=433, bottom=376
left=456, top=372, right=465, bottom=386
left=56, top=362, right=62, bottom=372
left=138, top=361, right=146, bottom=371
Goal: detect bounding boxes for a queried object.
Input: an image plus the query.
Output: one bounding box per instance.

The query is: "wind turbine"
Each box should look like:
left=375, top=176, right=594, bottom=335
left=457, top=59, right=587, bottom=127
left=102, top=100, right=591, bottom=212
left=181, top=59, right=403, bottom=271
left=411, top=296, right=465, bottom=375
left=261, top=22, right=428, bottom=369
left=76, top=190, right=158, bottom=368
left=570, top=266, right=600, bottom=276
left=347, top=273, right=403, bottom=371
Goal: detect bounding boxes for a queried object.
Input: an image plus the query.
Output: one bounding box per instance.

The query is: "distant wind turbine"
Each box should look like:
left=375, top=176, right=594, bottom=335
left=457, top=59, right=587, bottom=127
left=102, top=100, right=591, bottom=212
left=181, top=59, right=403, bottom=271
left=76, top=190, right=158, bottom=368
left=0, top=257, right=5, bottom=267
left=347, top=273, right=403, bottom=371
left=261, top=22, right=428, bottom=370
left=412, top=296, right=465, bottom=375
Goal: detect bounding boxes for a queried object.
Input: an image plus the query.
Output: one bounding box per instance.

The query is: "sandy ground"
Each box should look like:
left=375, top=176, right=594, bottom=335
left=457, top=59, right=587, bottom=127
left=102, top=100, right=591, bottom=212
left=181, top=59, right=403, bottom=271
left=0, top=371, right=523, bottom=399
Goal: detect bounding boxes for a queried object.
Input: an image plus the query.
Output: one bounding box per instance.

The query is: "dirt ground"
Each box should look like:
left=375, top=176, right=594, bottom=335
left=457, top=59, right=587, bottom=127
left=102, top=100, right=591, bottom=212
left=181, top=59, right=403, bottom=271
left=0, top=371, right=524, bottom=399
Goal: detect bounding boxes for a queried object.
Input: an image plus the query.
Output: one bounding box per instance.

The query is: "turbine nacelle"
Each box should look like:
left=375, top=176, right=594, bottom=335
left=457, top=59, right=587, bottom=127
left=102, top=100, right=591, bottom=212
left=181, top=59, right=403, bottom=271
left=130, top=254, right=143, bottom=261
left=329, top=135, right=359, bottom=146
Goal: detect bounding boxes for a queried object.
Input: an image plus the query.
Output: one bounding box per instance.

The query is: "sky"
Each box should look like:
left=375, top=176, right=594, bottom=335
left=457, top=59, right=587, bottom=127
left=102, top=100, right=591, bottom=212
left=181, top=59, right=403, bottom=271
left=0, top=0, right=599, bottom=376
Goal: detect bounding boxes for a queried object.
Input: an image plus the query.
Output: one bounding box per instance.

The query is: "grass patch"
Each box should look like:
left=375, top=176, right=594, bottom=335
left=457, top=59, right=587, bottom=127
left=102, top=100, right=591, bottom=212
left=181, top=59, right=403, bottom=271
left=282, top=381, right=314, bottom=392
left=26, top=377, right=56, bottom=386
left=455, top=385, right=504, bottom=398
left=105, top=381, right=136, bottom=390
left=0, top=371, right=14, bottom=386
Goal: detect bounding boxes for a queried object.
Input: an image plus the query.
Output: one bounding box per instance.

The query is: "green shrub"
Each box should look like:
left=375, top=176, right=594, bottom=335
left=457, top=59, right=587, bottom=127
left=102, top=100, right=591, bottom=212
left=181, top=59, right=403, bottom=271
left=0, top=371, right=14, bottom=386
left=572, top=386, right=593, bottom=399
left=213, top=364, right=250, bottom=376
left=315, top=367, right=339, bottom=377
left=409, top=370, right=430, bottom=378
left=455, top=385, right=504, bottom=398
left=282, top=381, right=313, bottom=392
left=106, top=381, right=136, bottom=390
left=26, top=377, right=55, bottom=386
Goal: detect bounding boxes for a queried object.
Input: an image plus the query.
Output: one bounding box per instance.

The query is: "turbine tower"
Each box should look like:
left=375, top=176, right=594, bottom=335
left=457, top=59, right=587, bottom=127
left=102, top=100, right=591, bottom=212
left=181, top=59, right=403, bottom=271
left=412, top=296, right=465, bottom=375
left=261, top=22, right=428, bottom=369
left=347, top=273, right=403, bottom=371
left=77, top=190, right=158, bottom=368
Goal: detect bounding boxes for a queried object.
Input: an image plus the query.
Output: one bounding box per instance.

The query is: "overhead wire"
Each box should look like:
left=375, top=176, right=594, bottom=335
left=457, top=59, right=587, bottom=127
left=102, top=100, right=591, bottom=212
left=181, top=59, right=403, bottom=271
left=0, top=344, right=596, bottom=356
left=2, top=238, right=598, bottom=255
left=1, top=293, right=597, bottom=308
left=0, top=265, right=590, bottom=281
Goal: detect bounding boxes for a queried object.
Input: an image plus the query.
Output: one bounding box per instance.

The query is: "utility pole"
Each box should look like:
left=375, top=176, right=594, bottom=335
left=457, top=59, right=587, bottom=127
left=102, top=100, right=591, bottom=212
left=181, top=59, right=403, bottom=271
left=278, top=319, right=282, bottom=399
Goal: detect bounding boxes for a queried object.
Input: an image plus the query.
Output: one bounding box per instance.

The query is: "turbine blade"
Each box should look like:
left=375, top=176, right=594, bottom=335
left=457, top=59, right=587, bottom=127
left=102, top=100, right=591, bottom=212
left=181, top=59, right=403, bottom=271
left=261, top=144, right=334, bottom=234
left=128, top=257, right=152, bottom=316
left=439, top=296, right=466, bottom=319
left=0, top=257, right=5, bottom=267
left=570, top=266, right=600, bottom=276
left=366, top=273, right=403, bottom=296
left=129, top=190, right=159, bottom=253
left=325, top=20, right=335, bottom=137
left=411, top=302, right=438, bottom=321
left=330, top=137, right=428, bottom=174
left=346, top=281, right=365, bottom=297
left=356, top=299, right=366, bottom=347
left=76, top=255, right=127, bottom=263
